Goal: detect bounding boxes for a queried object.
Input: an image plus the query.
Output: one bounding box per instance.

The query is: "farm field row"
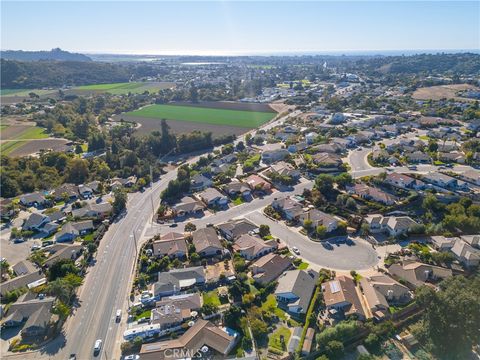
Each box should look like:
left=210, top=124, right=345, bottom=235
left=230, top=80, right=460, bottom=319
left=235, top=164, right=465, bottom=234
left=1, top=126, right=50, bottom=156
left=73, top=81, right=175, bottom=94
left=125, top=104, right=276, bottom=128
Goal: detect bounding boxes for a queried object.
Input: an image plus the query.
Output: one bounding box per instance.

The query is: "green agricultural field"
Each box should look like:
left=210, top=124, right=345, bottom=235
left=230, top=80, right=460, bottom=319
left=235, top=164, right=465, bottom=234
left=126, top=104, right=275, bottom=128
left=1, top=127, right=49, bottom=156
left=0, top=89, right=56, bottom=97
left=1, top=140, right=27, bottom=155
left=74, top=81, right=174, bottom=95
left=14, top=127, right=49, bottom=140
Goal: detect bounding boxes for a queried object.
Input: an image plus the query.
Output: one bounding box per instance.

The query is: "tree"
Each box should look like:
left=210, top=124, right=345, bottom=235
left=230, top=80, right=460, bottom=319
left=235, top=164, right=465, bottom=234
left=48, top=259, right=79, bottom=281
left=316, top=225, right=327, bottom=239
left=325, top=340, right=344, bottom=359
left=360, top=223, right=370, bottom=237
left=67, top=158, right=89, bottom=184
left=189, top=252, right=200, bottom=263
left=184, top=222, right=196, bottom=232
left=415, top=276, right=480, bottom=359
left=315, top=174, right=334, bottom=195
left=201, top=303, right=219, bottom=315
left=250, top=318, right=268, bottom=339
left=258, top=224, right=270, bottom=238
left=303, top=219, right=313, bottom=230
left=113, top=189, right=128, bottom=215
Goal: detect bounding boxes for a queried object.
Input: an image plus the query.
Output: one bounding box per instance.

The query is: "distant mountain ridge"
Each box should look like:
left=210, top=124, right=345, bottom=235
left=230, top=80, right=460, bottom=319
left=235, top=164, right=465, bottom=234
left=1, top=48, right=92, bottom=62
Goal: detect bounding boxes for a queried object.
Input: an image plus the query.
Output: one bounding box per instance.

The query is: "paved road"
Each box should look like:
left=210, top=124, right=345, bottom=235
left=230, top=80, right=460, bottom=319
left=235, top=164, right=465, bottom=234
left=39, top=170, right=178, bottom=360
left=244, top=211, right=378, bottom=271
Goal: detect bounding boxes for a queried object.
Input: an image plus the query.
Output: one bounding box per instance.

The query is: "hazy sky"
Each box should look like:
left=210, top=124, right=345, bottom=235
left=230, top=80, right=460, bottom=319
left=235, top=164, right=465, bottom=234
left=1, top=1, right=479, bottom=55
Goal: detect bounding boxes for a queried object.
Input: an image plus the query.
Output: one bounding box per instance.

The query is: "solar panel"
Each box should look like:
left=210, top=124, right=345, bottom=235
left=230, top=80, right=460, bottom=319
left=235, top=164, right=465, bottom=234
left=329, top=281, right=341, bottom=293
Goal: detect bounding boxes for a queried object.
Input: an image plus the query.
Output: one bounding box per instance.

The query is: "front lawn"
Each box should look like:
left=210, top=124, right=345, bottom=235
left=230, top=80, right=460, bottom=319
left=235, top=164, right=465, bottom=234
left=232, top=197, right=244, bottom=206
left=134, top=309, right=151, bottom=320
left=268, top=326, right=291, bottom=351
left=261, top=294, right=287, bottom=320
left=297, top=261, right=309, bottom=270
left=203, top=290, right=221, bottom=307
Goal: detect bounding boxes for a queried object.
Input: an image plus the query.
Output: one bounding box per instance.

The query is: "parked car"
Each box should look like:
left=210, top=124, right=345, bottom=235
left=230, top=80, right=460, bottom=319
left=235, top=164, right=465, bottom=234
left=169, top=223, right=178, bottom=228
left=124, top=355, right=140, bottom=360
left=137, top=317, right=150, bottom=324
left=69, top=354, right=77, bottom=360
left=116, top=309, right=122, bottom=322
left=292, top=246, right=300, bottom=255
left=31, top=244, right=41, bottom=251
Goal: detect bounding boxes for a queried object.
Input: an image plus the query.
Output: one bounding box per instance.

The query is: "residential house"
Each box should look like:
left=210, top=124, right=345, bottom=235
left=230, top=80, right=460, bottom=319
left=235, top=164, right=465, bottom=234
left=151, top=293, right=202, bottom=330
left=348, top=184, right=397, bottom=205
left=55, top=220, right=94, bottom=242
left=364, top=215, right=419, bottom=237
left=311, top=143, right=341, bottom=154
left=388, top=260, right=452, bottom=288
left=461, top=235, right=480, bottom=248
left=0, top=270, right=45, bottom=297
left=360, top=274, right=411, bottom=316
left=429, top=236, right=456, bottom=251
left=153, top=267, right=206, bottom=298
left=451, top=239, right=480, bottom=267
left=190, top=174, right=213, bottom=192
left=198, top=188, right=228, bottom=207
left=305, top=132, right=318, bottom=145
left=460, top=170, right=480, bottom=186
left=217, top=219, right=258, bottom=241
left=19, top=193, right=48, bottom=208
left=405, top=151, right=431, bottom=164
left=422, top=172, right=464, bottom=190
left=22, top=213, right=50, bottom=231
left=1, top=296, right=55, bottom=338
left=438, top=152, right=466, bottom=164
left=261, top=149, right=289, bottom=164
left=385, top=173, right=425, bottom=190
left=244, top=174, right=271, bottom=192
left=298, top=209, right=338, bottom=233
left=311, top=152, right=343, bottom=168
left=78, top=184, right=94, bottom=199
left=43, top=244, right=83, bottom=267
left=172, top=197, right=205, bottom=217
left=71, top=202, right=112, bottom=219
left=251, top=253, right=292, bottom=285
left=268, top=161, right=300, bottom=180
left=192, top=228, right=223, bottom=257
left=139, top=319, right=238, bottom=360
left=12, top=261, right=37, bottom=276
left=223, top=181, right=251, bottom=198
left=41, top=222, right=59, bottom=236
left=53, top=184, right=79, bottom=201
left=322, top=276, right=365, bottom=320
left=153, top=233, right=187, bottom=259
left=272, top=197, right=303, bottom=221
left=232, top=234, right=277, bottom=260
left=287, top=141, right=308, bottom=153
left=275, top=269, right=318, bottom=315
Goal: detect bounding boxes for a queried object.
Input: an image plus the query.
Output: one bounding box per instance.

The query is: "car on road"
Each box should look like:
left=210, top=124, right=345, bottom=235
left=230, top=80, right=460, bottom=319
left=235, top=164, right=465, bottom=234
left=445, top=163, right=453, bottom=168
left=13, top=238, right=25, bottom=243
left=31, top=244, right=41, bottom=251
left=292, top=246, right=300, bottom=255
left=169, top=223, right=178, bottom=228
left=407, top=165, right=417, bottom=170
left=93, top=339, right=102, bottom=356
left=357, top=147, right=363, bottom=151
left=206, top=223, right=214, bottom=227
left=69, top=354, right=76, bottom=360
left=116, top=309, right=122, bottom=322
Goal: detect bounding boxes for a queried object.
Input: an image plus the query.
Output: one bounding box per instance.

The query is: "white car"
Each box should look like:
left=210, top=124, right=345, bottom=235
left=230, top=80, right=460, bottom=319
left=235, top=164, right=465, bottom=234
left=292, top=246, right=300, bottom=255
left=124, top=355, right=140, bottom=360
left=116, top=309, right=122, bottom=322
left=93, top=339, right=102, bottom=356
